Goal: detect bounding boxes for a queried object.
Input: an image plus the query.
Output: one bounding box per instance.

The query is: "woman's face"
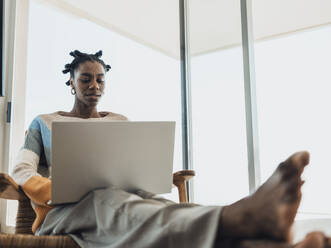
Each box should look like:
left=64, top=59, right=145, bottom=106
left=70, top=61, right=106, bottom=107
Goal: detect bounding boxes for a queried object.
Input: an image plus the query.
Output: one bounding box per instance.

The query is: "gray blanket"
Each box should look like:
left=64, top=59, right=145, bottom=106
left=36, top=186, right=222, bottom=248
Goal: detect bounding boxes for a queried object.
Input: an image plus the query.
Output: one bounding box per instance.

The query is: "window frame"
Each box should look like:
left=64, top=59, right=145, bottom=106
left=1, top=0, right=4, bottom=97
left=0, top=0, right=29, bottom=233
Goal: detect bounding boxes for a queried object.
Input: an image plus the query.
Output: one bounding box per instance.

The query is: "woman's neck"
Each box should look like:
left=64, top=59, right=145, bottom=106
left=70, top=101, right=101, bottom=119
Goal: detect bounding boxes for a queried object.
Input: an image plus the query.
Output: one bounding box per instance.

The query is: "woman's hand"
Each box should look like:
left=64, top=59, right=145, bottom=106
left=22, top=175, right=52, bottom=207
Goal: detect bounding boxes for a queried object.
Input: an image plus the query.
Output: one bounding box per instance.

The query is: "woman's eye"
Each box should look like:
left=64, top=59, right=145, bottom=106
left=81, top=79, right=90, bottom=83
left=97, top=79, right=105, bottom=83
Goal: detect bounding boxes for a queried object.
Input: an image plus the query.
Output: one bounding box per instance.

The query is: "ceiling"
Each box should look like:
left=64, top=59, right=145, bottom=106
left=36, top=0, right=331, bottom=59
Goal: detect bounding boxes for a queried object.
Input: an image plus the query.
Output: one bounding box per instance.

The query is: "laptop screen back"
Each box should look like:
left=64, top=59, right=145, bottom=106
left=51, top=121, right=175, bottom=204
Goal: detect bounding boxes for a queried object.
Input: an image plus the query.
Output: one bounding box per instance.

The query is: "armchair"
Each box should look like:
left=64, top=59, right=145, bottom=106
left=0, top=170, right=195, bottom=247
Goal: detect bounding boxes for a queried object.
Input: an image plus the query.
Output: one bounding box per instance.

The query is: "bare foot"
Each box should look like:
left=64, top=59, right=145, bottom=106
left=233, top=232, right=331, bottom=248
left=219, top=151, right=310, bottom=241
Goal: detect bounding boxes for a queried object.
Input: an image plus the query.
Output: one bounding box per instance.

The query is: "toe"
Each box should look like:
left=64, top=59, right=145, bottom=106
left=296, top=232, right=325, bottom=248
left=326, top=237, right=331, bottom=248
left=288, top=151, right=310, bottom=172
left=278, top=151, right=310, bottom=179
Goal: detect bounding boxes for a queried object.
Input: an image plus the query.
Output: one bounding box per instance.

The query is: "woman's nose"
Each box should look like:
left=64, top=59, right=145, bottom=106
left=89, top=79, right=99, bottom=90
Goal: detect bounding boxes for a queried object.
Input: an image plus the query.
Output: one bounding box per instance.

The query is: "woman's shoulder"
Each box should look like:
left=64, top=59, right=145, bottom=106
left=101, top=111, right=128, bottom=120
left=37, top=111, right=63, bottom=121
left=27, top=112, right=53, bottom=126
left=29, top=112, right=62, bottom=130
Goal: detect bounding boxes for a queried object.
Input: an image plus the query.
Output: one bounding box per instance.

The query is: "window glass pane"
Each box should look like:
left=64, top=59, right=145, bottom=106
left=189, top=2, right=249, bottom=205
left=255, top=25, right=331, bottom=214
left=7, top=0, right=181, bottom=226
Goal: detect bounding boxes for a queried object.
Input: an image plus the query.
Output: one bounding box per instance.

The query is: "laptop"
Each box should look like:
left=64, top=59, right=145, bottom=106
left=50, top=121, right=175, bottom=204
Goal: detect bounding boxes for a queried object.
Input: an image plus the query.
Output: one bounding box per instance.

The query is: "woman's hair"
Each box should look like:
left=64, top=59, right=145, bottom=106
left=62, top=50, right=111, bottom=86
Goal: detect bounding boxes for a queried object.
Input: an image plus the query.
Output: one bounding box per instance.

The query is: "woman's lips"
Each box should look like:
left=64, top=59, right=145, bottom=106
left=86, top=94, right=101, bottom=101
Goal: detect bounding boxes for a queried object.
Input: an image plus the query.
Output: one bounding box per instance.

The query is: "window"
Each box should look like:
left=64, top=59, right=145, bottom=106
left=189, top=2, right=249, bottom=205
left=255, top=25, right=331, bottom=215
left=6, top=0, right=331, bottom=233
left=191, top=48, right=249, bottom=205
left=7, top=0, right=182, bottom=226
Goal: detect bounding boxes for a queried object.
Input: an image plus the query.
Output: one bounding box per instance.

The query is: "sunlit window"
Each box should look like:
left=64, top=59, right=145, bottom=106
left=191, top=48, right=249, bottom=205
left=6, top=0, right=331, bottom=231
left=190, top=2, right=249, bottom=206
left=8, top=0, right=182, bottom=226
left=255, top=25, right=331, bottom=215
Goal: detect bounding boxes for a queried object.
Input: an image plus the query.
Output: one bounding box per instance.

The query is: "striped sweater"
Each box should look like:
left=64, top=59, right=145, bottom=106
left=11, top=111, right=128, bottom=233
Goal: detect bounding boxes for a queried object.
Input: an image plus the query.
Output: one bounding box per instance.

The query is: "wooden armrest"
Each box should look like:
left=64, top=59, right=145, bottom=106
left=0, top=173, right=26, bottom=200
left=173, top=170, right=195, bottom=203
left=173, top=170, right=195, bottom=183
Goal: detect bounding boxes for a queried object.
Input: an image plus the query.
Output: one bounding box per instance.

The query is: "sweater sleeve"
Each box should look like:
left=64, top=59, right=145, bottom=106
left=11, top=117, right=51, bottom=206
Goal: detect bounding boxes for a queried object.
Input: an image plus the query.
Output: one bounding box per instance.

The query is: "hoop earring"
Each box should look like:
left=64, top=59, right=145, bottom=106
left=71, top=88, right=76, bottom=95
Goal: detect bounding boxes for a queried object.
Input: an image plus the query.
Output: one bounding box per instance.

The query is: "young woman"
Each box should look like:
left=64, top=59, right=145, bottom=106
left=12, top=50, right=331, bottom=248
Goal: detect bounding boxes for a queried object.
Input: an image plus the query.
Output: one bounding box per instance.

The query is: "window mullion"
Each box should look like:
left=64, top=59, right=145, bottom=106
left=179, top=0, right=194, bottom=202
left=240, top=0, right=261, bottom=193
